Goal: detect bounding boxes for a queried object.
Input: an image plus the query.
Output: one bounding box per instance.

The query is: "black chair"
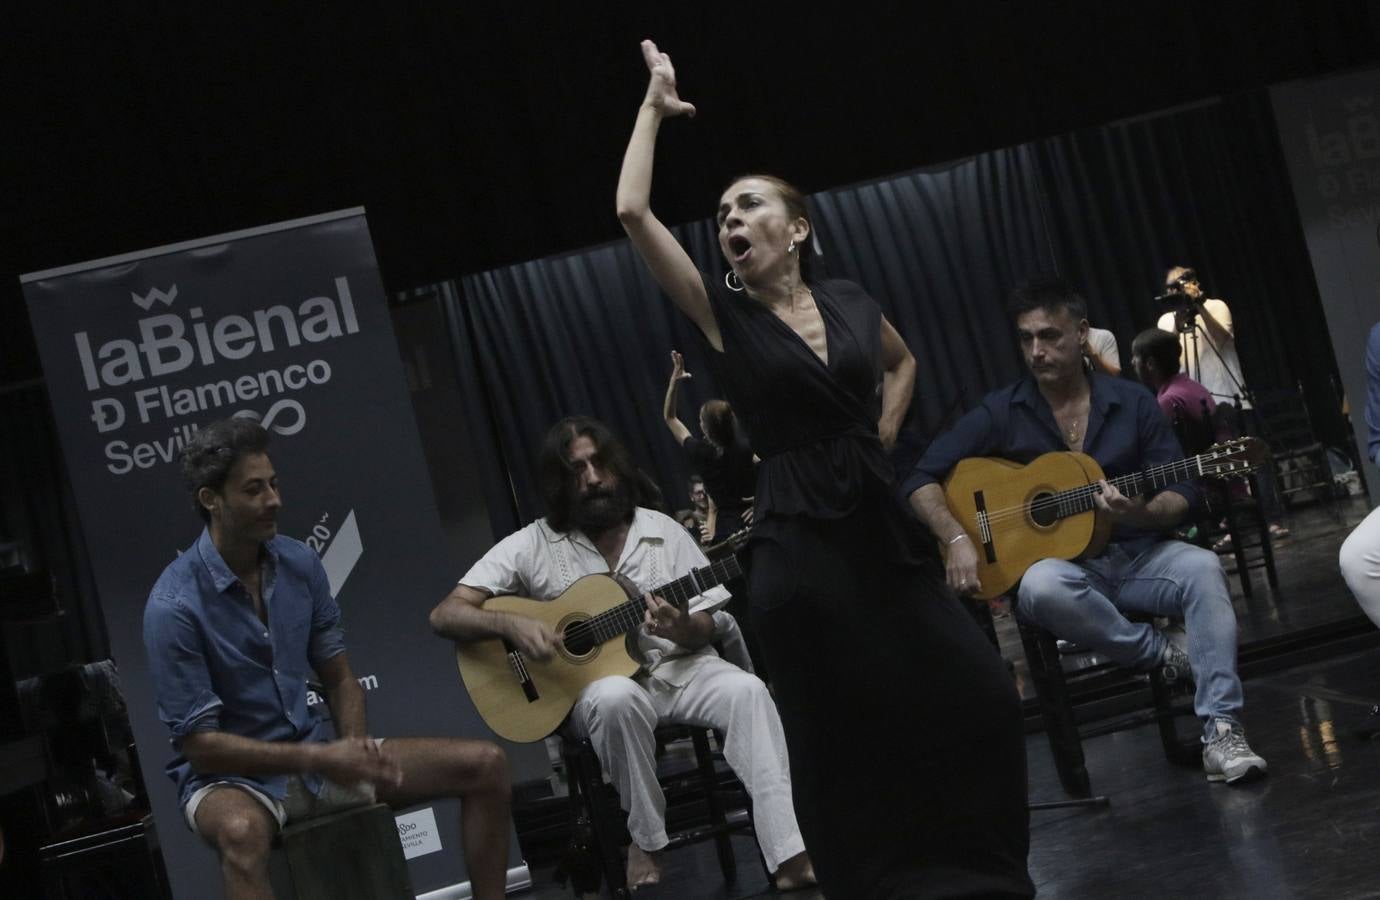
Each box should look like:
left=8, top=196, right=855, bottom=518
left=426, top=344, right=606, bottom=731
left=1169, top=403, right=1277, bottom=599
left=1191, top=481, right=1278, bottom=600
left=560, top=725, right=760, bottom=899
left=1251, top=385, right=1338, bottom=514
left=1018, top=616, right=1201, bottom=798
left=38, top=812, right=171, bottom=900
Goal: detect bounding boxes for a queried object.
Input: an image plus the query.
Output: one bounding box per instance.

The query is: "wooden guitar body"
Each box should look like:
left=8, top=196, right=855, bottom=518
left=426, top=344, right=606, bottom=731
left=943, top=451, right=1112, bottom=599
left=455, top=574, right=641, bottom=743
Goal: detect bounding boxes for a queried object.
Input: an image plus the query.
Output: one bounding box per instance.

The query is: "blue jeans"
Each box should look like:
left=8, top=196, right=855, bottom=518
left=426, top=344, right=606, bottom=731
left=1016, top=539, right=1243, bottom=740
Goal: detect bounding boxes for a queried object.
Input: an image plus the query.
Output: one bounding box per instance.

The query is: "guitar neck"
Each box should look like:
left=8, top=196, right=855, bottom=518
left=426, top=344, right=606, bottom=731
left=1054, top=454, right=1210, bottom=518
left=586, top=555, right=742, bottom=644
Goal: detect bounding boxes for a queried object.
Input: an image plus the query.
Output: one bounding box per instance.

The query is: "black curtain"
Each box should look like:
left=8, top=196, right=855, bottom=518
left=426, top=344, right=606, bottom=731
left=456, top=223, right=728, bottom=528
left=444, top=88, right=1345, bottom=536
left=807, top=146, right=1057, bottom=473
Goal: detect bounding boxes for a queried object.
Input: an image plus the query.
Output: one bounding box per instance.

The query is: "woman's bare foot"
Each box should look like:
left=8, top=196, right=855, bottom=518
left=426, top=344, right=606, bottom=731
left=626, top=844, right=663, bottom=889
left=773, top=851, right=817, bottom=891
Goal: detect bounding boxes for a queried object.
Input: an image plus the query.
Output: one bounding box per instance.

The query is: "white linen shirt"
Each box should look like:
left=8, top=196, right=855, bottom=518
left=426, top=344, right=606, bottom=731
left=458, top=507, right=732, bottom=686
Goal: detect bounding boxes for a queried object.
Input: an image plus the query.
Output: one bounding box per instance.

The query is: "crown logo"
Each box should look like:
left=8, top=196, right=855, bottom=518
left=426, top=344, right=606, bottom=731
left=131, top=285, right=178, bottom=310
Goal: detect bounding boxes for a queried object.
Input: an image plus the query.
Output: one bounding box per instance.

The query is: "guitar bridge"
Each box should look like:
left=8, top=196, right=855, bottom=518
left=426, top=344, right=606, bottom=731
left=973, top=490, right=997, bottom=564
left=503, top=639, right=540, bottom=703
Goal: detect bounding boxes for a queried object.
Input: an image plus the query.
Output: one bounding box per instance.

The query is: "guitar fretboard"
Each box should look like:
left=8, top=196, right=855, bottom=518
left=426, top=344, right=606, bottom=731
left=1049, top=455, right=1207, bottom=519
left=578, top=556, right=742, bottom=646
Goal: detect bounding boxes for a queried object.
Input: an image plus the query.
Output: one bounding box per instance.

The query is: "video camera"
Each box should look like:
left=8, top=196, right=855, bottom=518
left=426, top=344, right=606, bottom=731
left=1152, top=268, right=1199, bottom=315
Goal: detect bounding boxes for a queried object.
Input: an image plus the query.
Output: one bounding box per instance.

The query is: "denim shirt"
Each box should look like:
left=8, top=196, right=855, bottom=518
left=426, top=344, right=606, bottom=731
left=903, top=372, right=1198, bottom=559
left=143, top=528, right=347, bottom=808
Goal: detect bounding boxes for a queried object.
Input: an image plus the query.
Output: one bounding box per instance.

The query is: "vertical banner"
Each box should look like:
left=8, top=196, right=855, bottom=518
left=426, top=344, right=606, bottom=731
left=1272, top=72, right=1380, bottom=503
left=21, top=210, right=526, bottom=898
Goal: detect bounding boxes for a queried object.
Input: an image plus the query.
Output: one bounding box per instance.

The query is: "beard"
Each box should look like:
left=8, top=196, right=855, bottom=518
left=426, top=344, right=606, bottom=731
left=572, top=481, right=635, bottom=534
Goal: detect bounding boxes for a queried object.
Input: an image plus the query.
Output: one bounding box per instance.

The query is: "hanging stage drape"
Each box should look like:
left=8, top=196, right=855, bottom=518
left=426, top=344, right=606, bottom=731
left=449, top=89, right=1340, bottom=534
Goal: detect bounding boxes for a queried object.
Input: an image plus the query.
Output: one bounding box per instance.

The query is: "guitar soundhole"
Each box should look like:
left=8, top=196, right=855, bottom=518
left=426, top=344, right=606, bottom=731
left=561, top=616, right=598, bottom=658
left=1029, top=491, right=1058, bottom=528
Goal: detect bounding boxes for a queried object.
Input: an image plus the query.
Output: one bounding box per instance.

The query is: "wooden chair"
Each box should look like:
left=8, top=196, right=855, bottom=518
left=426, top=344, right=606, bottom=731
left=1169, top=403, right=1278, bottom=599
left=1191, top=480, right=1278, bottom=600
left=560, top=725, right=760, bottom=899
left=1251, top=385, right=1338, bottom=514
left=267, top=802, right=414, bottom=900
left=1018, top=615, right=1201, bottom=798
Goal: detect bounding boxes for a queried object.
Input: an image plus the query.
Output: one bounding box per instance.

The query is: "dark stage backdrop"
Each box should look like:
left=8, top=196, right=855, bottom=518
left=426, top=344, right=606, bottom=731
left=446, top=90, right=1341, bottom=530
left=21, top=211, right=525, bottom=899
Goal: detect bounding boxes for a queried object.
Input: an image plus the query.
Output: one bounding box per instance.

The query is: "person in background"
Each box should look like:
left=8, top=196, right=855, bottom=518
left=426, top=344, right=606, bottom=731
left=662, top=349, right=756, bottom=545
left=1087, top=324, right=1122, bottom=376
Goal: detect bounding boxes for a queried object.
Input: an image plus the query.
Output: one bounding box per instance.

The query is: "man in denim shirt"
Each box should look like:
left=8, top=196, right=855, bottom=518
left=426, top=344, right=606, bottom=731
left=144, top=418, right=512, bottom=899
left=905, top=277, right=1266, bottom=785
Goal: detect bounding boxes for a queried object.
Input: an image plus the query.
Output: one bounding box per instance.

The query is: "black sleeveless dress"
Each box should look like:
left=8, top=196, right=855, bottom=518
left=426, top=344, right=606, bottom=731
left=698, top=275, right=1033, bottom=899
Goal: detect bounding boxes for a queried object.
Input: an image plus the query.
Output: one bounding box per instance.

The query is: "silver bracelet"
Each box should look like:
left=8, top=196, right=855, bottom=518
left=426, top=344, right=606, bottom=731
left=948, top=533, right=970, bottom=544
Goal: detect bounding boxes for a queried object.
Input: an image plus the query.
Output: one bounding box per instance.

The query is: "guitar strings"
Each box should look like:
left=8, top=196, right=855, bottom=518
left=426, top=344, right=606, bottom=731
left=970, top=445, right=1251, bottom=532
left=969, top=455, right=1215, bottom=530
left=548, top=558, right=740, bottom=648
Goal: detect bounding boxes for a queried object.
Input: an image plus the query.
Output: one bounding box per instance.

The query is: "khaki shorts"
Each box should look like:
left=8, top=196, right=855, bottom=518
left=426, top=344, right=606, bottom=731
left=183, top=738, right=383, bottom=834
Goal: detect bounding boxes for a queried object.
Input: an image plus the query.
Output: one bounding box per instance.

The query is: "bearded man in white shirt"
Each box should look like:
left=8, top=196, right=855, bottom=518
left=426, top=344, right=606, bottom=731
left=429, top=416, right=813, bottom=891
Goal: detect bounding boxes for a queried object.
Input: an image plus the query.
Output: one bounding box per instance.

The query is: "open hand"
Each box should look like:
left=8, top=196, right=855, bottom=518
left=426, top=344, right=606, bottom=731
left=641, top=40, right=696, bottom=118
left=670, top=350, right=692, bottom=381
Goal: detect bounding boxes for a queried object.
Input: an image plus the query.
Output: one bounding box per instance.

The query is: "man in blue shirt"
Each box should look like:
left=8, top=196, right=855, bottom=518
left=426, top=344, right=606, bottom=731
left=144, top=418, right=511, bottom=900
left=904, top=277, right=1266, bottom=784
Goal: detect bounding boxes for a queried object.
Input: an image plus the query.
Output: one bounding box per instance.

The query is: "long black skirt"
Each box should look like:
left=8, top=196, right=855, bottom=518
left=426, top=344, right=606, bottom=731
left=748, top=501, right=1033, bottom=899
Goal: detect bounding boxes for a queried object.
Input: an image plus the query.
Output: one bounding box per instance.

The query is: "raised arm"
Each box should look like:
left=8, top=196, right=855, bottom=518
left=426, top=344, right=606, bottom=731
left=662, top=350, right=693, bottom=444
left=615, top=40, right=720, bottom=347
left=878, top=316, right=916, bottom=451
left=1196, top=298, right=1234, bottom=347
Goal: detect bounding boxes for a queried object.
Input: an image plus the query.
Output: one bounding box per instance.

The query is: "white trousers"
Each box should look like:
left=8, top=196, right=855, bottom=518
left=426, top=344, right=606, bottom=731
left=1341, top=504, right=1380, bottom=627
left=568, top=658, right=804, bottom=872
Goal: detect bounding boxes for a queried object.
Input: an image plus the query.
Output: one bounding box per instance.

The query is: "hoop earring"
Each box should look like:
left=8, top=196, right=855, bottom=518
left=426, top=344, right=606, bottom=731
left=788, top=239, right=796, bottom=255
left=725, top=270, right=744, bottom=292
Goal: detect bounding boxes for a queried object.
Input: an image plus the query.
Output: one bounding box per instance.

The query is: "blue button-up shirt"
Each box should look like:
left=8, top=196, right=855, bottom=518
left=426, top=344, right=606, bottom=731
left=143, top=528, right=347, bottom=808
left=902, top=372, right=1198, bottom=559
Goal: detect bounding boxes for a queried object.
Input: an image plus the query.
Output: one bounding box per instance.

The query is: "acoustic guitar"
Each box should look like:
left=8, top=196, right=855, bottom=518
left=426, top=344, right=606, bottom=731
left=941, top=437, right=1265, bottom=599
left=455, top=534, right=747, bottom=743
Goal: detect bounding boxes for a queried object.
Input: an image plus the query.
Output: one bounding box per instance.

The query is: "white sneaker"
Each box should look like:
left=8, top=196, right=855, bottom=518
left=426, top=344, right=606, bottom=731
left=1202, top=719, right=1267, bottom=784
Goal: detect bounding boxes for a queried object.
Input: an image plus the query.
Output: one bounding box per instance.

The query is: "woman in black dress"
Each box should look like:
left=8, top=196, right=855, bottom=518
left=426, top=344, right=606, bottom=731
left=616, top=40, right=1033, bottom=899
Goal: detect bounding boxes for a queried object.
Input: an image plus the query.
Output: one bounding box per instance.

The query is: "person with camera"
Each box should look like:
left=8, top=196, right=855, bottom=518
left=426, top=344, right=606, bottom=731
left=1156, top=266, right=1289, bottom=541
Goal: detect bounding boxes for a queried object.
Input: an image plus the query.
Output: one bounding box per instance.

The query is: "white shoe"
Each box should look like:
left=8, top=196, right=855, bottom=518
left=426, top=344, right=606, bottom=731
left=1202, top=719, right=1267, bottom=784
